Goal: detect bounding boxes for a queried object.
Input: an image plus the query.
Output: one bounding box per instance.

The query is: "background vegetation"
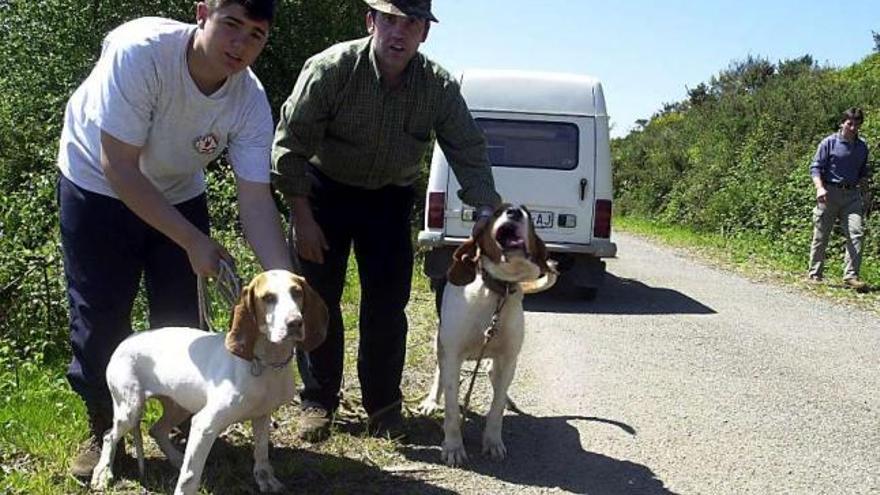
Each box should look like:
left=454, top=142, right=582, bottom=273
left=612, top=49, right=880, bottom=284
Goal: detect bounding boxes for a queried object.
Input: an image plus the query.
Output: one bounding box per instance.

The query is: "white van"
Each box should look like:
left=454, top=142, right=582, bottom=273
left=418, top=69, right=617, bottom=299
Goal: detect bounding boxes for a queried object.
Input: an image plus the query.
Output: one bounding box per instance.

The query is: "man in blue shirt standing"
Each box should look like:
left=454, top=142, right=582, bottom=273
left=808, top=107, right=871, bottom=291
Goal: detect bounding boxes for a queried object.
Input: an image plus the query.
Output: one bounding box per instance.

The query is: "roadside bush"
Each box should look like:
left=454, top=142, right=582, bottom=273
left=612, top=52, right=880, bottom=276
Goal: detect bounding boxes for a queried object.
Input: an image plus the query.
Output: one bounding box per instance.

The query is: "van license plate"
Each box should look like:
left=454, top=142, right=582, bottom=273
left=532, top=210, right=554, bottom=229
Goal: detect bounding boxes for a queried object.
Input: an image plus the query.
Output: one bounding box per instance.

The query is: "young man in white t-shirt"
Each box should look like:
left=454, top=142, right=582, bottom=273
left=57, top=0, right=290, bottom=478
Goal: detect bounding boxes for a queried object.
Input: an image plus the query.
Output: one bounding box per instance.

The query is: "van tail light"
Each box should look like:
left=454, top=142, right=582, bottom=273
left=594, top=199, right=612, bottom=238
left=427, top=192, right=445, bottom=229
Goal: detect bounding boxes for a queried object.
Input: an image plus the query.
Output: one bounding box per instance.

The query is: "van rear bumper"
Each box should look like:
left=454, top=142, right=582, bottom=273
left=417, top=231, right=618, bottom=258
left=420, top=233, right=614, bottom=289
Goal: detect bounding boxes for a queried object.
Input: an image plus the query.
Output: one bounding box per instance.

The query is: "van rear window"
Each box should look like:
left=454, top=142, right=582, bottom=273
left=476, top=119, right=578, bottom=170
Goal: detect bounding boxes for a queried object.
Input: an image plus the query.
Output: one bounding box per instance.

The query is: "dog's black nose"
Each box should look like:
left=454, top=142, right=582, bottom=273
left=286, top=316, right=303, bottom=332
left=505, top=207, right=523, bottom=221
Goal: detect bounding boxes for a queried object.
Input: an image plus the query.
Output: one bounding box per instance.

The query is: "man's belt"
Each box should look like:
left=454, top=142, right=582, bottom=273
left=826, top=182, right=859, bottom=190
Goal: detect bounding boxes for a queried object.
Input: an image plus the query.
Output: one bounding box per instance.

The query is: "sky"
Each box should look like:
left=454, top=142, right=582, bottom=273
left=420, top=0, right=879, bottom=138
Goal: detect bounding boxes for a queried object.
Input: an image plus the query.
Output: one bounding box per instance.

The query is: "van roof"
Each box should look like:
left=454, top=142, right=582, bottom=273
left=459, top=69, right=607, bottom=117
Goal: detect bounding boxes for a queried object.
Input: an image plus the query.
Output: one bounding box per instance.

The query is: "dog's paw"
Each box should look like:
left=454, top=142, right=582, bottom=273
left=255, top=466, right=284, bottom=493
left=441, top=440, right=469, bottom=467
left=417, top=398, right=440, bottom=416
left=256, top=475, right=284, bottom=493
left=90, top=462, right=113, bottom=490
left=482, top=434, right=507, bottom=461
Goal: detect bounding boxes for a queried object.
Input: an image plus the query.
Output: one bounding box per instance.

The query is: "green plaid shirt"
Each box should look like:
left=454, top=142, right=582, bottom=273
left=271, top=37, right=500, bottom=208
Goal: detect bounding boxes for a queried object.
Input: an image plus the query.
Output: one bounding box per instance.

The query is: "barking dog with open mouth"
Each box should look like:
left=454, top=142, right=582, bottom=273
left=90, top=270, right=328, bottom=495
left=419, top=204, right=556, bottom=466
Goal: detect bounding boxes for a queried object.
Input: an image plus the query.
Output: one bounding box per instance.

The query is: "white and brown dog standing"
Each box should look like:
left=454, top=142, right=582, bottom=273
left=91, top=270, right=327, bottom=495
left=419, top=204, right=556, bottom=466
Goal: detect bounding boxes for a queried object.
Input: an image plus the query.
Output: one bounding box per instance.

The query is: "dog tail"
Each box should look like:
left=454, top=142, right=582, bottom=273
left=133, top=422, right=145, bottom=479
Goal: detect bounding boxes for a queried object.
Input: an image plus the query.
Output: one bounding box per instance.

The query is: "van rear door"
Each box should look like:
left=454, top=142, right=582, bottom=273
left=443, top=112, right=596, bottom=246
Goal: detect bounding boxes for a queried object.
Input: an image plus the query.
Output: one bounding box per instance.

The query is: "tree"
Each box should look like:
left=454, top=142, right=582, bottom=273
left=777, top=55, right=815, bottom=78
left=687, top=82, right=712, bottom=107
left=709, top=55, right=776, bottom=95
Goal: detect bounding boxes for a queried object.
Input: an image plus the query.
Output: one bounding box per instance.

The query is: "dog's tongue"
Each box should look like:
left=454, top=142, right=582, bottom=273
left=504, top=238, right=526, bottom=250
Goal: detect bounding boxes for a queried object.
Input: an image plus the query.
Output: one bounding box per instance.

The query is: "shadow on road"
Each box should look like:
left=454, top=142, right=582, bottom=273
left=525, top=272, right=715, bottom=316
left=400, top=410, right=679, bottom=494
left=109, top=436, right=458, bottom=495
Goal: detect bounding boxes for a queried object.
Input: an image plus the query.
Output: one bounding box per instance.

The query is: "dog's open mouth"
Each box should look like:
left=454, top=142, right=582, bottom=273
left=495, top=223, right=527, bottom=255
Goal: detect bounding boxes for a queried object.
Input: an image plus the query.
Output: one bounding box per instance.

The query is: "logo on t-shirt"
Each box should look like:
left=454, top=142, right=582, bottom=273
left=193, top=133, right=219, bottom=155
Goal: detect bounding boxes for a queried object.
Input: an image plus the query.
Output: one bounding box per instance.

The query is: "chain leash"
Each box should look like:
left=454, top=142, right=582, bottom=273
left=461, top=283, right=511, bottom=415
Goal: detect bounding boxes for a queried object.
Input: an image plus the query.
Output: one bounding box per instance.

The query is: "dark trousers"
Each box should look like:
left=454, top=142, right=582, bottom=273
left=295, top=167, right=414, bottom=417
left=58, top=175, right=208, bottom=412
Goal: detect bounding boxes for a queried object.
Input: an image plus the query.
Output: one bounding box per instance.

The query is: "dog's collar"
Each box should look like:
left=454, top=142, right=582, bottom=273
left=250, top=342, right=295, bottom=376
left=479, top=265, right=518, bottom=297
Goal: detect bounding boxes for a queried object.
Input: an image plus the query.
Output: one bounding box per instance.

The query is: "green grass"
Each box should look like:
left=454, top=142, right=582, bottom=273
left=616, top=215, right=880, bottom=312
left=0, top=249, right=443, bottom=494
left=0, top=362, right=86, bottom=494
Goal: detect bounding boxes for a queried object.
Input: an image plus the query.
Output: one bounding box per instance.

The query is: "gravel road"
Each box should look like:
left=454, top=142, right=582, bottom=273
left=396, top=231, right=880, bottom=495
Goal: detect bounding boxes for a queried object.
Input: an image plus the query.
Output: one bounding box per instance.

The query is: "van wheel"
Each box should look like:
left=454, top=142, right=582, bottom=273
left=577, top=287, right=598, bottom=301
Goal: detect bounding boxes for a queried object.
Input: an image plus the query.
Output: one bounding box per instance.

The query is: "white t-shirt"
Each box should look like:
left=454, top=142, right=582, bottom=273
left=57, top=17, right=273, bottom=204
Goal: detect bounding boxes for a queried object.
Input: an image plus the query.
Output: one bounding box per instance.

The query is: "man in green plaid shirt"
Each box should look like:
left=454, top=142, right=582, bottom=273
left=271, top=0, right=500, bottom=441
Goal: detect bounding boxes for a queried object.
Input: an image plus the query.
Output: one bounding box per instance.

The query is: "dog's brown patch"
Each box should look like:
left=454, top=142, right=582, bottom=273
left=295, top=273, right=329, bottom=352
left=226, top=278, right=260, bottom=360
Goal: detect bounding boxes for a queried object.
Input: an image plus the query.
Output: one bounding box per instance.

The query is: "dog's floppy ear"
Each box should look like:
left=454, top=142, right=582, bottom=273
left=447, top=238, right=479, bottom=286
left=448, top=213, right=494, bottom=286
left=519, top=219, right=559, bottom=294
left=297, top=276, right=328, bottom=352
left=225, top=279, right=259, bottom=361
left=529, top=230, right=556, bottom=276
left=525, top=208, right=555, bottom=276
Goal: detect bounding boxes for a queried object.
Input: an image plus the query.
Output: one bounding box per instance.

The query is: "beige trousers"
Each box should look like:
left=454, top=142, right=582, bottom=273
left=808, top=187, right=865, bottom=280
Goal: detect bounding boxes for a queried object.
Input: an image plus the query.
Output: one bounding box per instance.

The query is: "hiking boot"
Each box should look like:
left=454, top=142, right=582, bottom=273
left=805, top=275, right=823, bottom=285
left=70, top=407, right=117, bottom=479
left=367, top=409, right=406, bottom=441
left=70, top=433, right=104, bottom=479
left=843, top=277, right=869, bottom=292
left=298, top=406, right=333, bottom=442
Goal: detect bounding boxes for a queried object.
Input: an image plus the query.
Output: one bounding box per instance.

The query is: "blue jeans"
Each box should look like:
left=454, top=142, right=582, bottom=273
left=58, top=175, right=209, bottom=411
left=294, top=166, right=414, bottom=417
